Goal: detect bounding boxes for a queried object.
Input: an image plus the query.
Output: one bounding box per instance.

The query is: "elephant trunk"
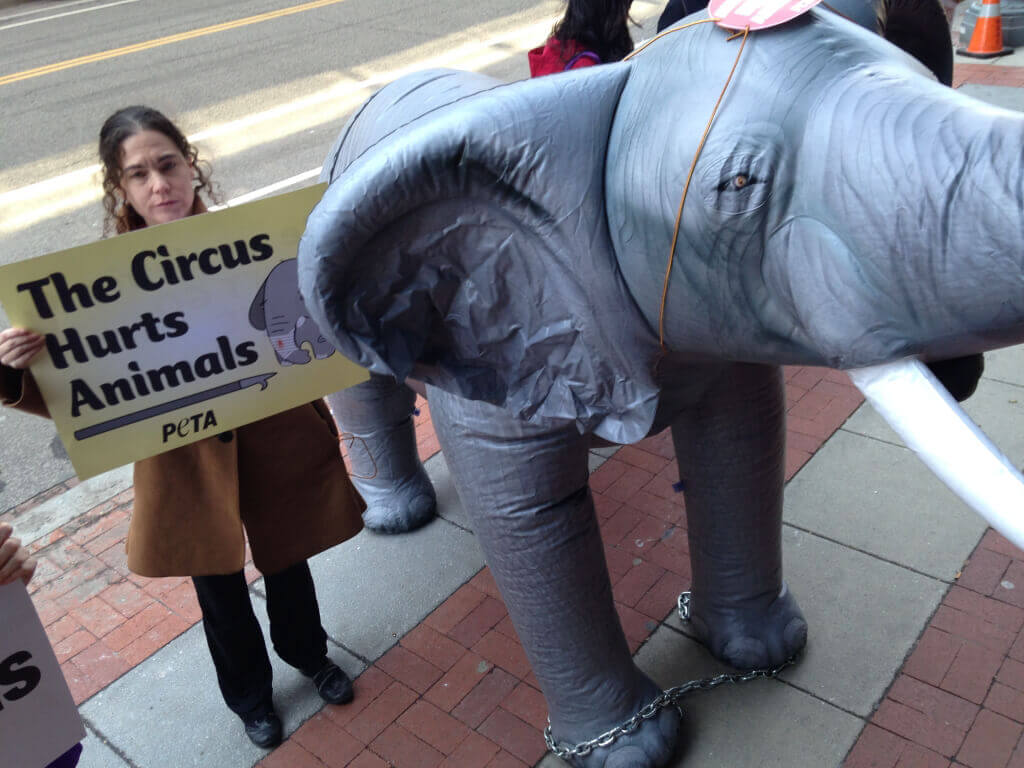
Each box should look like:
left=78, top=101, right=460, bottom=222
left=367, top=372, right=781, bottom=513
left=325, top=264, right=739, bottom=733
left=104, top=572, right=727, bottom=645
left=768, top=72, right=1024, bottom=369
left=770, top=74, right=1024, bottom=550
left=898, top=92, right=1024, bottom=358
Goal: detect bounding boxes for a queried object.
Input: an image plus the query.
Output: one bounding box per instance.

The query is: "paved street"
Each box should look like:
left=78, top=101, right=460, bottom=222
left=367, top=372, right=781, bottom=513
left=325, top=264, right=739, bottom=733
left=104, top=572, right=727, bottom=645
left=0, top=0, right=664, bottom=513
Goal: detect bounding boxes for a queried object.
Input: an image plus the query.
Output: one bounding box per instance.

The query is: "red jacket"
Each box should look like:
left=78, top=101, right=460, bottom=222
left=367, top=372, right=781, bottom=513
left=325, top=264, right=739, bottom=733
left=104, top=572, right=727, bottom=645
left=528, top=37, right=600, bottom=77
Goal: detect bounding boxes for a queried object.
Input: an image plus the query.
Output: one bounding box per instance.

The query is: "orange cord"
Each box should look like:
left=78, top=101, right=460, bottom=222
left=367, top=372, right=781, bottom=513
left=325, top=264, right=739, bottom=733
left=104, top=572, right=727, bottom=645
left=623, top=17, right=724, bottom=60
left=629, top=23, right=751, bottom=351
left=339, top=433, right=380, bottom=480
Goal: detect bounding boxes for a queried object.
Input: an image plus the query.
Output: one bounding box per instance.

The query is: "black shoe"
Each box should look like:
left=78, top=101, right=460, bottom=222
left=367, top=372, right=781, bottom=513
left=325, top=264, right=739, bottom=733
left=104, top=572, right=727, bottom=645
left=309, top=660, right=353, bottom=705
left=242, top=709, right=282, bottom=749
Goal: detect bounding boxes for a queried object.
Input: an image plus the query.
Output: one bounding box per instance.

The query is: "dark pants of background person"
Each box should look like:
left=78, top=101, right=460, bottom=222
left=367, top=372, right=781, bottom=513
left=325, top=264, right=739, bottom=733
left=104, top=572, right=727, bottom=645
left=191, top=560, right=328, bottom=718
left=659, top=0, right=711, bottom=29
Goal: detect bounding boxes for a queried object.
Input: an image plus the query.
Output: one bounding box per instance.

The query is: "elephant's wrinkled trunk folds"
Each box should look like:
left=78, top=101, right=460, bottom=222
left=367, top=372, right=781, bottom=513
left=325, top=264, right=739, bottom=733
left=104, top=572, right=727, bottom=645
left=763, top=67, right=1024, bottom=550
left=761, top=66, right=1024, bottom=549
left=840, top=80, right=1024, bottom=548
left=779, top=67, right=1024, bottom=368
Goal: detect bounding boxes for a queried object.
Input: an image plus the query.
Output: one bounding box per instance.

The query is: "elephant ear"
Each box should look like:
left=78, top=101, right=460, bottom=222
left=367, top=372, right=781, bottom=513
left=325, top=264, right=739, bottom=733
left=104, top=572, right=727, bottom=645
left=299, top=66, right=662, bottom=442
left=319, top=69, right=501, bottom=183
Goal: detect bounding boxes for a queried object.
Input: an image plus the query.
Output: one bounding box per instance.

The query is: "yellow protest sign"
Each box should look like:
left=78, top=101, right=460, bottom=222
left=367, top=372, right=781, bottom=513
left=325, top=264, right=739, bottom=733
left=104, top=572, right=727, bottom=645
left=0, top=184, right=368, bottom=479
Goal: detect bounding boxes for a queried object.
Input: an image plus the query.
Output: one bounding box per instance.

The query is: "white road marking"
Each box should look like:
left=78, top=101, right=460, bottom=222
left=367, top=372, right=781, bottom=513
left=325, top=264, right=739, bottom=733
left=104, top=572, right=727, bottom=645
left=0, top=18, right=553, bottom=232
left=0, top=0, right=107, bottom=22
left=0, top=0, right=662, bottom=234
left=0, top=0, right=140, bottom=31
left=215, top=167, right=323, bottom=208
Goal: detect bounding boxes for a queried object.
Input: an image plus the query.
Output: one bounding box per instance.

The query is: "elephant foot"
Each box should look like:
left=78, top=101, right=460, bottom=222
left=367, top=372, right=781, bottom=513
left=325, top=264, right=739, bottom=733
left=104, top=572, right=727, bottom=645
left=549, top=675, right=681, bottom=768
left=326, top=377, right=438, bottom=534
left=349, top=415, right=437, bottom=534
left=688, top=582, right=807, bottom=670
left=357, top=461, right=437, bottom=534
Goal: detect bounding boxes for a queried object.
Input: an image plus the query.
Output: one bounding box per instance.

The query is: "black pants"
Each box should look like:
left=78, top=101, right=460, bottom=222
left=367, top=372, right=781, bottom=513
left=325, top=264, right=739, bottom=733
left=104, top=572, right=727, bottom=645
left=191, top=560, right=328, bottom=719
left=658, top=0, right=711, bottom=30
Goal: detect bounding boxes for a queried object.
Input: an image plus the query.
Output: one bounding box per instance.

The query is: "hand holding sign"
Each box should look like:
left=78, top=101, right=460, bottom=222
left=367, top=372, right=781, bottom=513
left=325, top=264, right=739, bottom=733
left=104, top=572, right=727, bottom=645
left=0, top=328, right=45, bottom=371
left=0, top=581, right=85, bottom=768
left=0, top=523, right=37, bottom=586
left=0, top=185, right=368, bottom=479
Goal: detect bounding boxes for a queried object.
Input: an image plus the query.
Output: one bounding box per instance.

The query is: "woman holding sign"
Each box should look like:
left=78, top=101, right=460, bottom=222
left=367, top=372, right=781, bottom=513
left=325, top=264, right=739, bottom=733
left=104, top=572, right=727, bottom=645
left=0, top=106, right=365, bottom=750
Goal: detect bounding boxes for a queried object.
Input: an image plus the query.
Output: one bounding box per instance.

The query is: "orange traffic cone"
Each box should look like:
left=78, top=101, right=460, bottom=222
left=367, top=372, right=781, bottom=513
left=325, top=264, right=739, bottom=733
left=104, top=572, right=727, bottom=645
left=959, top=0, right=1014, bottom=58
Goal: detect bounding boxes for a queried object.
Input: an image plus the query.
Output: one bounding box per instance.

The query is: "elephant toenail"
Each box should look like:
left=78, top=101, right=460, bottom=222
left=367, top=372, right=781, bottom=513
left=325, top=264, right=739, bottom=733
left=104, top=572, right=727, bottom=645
left=603, top=745, right=652, bottom=768
left=722, top=638, right=768, bottom=670
left=784, top=617, right=808, bottom=652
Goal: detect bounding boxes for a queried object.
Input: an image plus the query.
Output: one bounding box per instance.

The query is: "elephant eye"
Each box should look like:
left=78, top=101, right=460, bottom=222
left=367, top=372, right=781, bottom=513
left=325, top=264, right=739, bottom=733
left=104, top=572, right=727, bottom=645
left=699, top=136, right=781, bottom=215
left=704, top=164, right=772, bottom=215
left=717, top=173, right=758, bottom=193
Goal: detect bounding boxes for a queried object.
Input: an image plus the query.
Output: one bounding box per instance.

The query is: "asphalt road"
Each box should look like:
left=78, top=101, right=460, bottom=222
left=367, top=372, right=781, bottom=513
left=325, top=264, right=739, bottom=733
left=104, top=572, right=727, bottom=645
left=0, top=0, right=663, bottom=513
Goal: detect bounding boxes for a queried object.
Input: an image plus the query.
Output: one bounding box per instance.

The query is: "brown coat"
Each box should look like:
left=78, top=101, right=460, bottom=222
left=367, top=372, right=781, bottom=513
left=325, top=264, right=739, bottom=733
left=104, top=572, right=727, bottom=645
left=1, top=367, right=365, bottom=577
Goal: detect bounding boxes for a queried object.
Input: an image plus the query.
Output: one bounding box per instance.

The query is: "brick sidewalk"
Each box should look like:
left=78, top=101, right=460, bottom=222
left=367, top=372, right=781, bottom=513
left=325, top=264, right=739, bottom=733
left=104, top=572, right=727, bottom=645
left=5, top=365, right=863, bottom=768
left=952, top=62, right=1024, bottom=88
left=254, top=367, right=864, bottom=768
left=12, top=400, right=438, bottom=707
left=845, top=527, right=1024, bottom=768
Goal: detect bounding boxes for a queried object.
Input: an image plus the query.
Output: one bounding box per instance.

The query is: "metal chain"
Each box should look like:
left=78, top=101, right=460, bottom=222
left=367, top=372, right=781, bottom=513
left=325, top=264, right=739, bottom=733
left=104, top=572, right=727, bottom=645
left=677, top=590, right=691, bottom=621
left=543, top=592, right=798, bottom=761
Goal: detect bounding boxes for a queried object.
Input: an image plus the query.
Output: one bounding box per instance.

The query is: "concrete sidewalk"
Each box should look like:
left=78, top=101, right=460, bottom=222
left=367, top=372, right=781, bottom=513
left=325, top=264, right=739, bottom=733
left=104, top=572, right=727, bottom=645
left=5, top=57, right=1024, bottom=768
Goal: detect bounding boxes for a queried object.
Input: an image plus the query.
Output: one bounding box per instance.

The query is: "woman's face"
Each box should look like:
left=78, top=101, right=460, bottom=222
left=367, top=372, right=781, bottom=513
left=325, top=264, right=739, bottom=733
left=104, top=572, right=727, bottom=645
left=118, top=130, right=196, bottom=226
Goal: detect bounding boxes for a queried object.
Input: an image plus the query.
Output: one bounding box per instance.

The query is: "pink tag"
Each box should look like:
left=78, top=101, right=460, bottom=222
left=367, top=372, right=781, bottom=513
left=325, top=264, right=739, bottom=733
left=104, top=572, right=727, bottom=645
left=709, top=0, right=823, bottom=30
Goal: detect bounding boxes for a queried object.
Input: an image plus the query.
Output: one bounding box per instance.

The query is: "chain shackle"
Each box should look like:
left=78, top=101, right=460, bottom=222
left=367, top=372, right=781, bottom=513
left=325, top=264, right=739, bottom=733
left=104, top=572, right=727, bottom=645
left=677, top=590, right=692, bottom=620
left=544, top=592, right=798, bottom=760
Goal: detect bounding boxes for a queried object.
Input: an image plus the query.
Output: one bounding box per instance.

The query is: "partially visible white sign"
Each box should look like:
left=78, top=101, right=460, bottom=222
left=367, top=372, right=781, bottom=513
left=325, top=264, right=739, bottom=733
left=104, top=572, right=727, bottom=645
left=0, top=583, right=85, bottom=768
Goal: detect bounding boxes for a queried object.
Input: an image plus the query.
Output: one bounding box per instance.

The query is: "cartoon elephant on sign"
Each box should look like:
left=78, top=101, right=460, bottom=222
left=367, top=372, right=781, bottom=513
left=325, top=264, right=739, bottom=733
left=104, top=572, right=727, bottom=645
left=249, top=262, right=437, bottom=533
left=249, top=258, right=336, bottom=365
left=297, top=0, right=1024, bottom=765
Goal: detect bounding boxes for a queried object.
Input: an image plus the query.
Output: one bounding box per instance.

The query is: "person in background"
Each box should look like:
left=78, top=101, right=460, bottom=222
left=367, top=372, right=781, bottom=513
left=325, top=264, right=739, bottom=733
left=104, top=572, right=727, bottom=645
left=528, top=0, right=636, bottom=76
left=0, top=106, right=366, bottom=750
left=656, top=0, right=709, bottom=31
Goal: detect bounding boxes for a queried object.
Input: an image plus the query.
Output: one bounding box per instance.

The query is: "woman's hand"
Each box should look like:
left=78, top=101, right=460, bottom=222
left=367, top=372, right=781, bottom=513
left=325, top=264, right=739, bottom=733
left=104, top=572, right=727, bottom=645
left=0, top=523, right=37, bottom=586
left=0, top=327, right=45, bottom=369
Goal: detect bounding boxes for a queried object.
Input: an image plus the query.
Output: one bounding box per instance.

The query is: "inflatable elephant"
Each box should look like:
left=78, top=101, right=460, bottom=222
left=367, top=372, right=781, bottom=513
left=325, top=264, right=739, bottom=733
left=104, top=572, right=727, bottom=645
left=298, top=1, right=1024, bottom=765
left=248, top=258, right=336, bottom=365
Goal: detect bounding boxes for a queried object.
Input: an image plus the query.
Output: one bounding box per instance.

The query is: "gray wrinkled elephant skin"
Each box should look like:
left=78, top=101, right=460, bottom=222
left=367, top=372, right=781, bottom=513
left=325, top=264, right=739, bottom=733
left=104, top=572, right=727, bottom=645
left=249, top=258, right=336, bottom=365
left=325, top=374, right=436, bottom=534
left=298, top=2, right=1023, bottom=766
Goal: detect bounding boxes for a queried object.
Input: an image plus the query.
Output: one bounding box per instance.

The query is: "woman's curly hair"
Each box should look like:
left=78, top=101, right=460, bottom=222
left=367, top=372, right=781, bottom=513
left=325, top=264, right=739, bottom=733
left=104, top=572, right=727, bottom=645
left=552, top=0, right=636, bottom=64
left=99, top=106, right=219, bottom=235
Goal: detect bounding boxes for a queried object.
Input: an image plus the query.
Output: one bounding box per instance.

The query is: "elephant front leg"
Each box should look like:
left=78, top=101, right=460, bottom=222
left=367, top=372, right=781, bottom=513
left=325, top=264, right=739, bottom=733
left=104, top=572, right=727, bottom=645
left=671, top=363, right=807, bottom=670
left=325, top=373, right=437, bottom=533
left=428, top=387, right=680, bottom=768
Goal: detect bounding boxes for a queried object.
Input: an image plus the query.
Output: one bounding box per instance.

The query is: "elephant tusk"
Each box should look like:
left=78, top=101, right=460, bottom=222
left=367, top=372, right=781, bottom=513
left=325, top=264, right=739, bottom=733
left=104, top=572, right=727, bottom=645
left=848, top=359, right=1024, bottom=551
